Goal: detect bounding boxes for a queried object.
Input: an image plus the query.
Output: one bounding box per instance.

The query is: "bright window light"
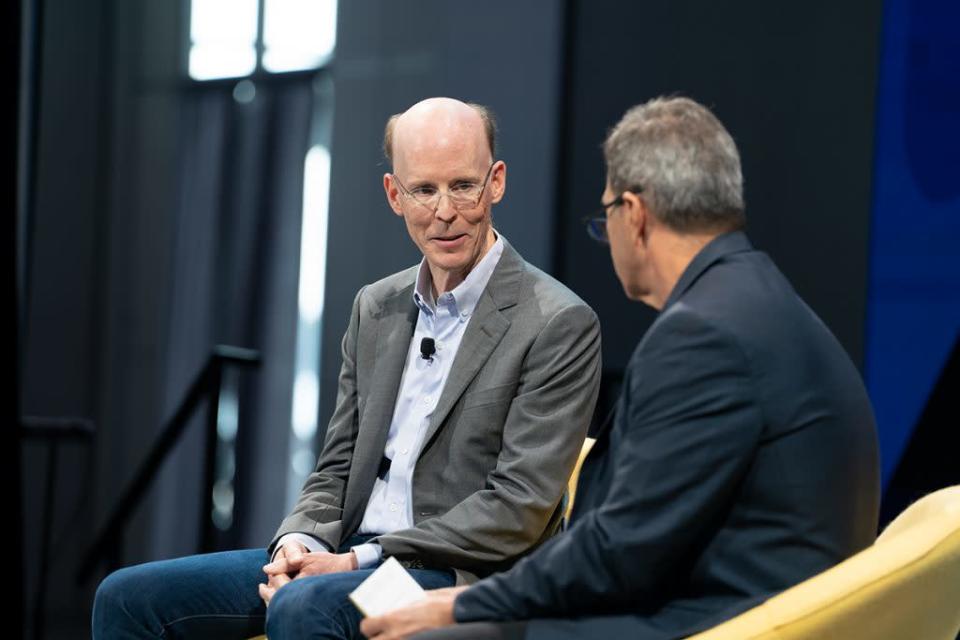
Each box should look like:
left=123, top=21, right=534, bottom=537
left=298, top=145, right=331, bottom=324
left=291, top=369, right=319, bottom=441
left=292, top=449, right=317, bottom=478
left=216, top=382, right=239, bottom=441
left=286, top=143, right=332, bottom=507
left=189, top=0, right=259, bottom=80
left=212, top=479, right=235, bottom=530
left=263, top=0, right=337, bottom=73
left=212, top=373, right=239, bottom=531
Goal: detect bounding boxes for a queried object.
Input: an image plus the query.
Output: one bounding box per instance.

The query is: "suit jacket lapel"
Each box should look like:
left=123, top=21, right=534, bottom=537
left=421, top=241, right=524, bottom=448
left=366, top=286, right=418, bottom=444
left=344, top=280, right=417, bottom=531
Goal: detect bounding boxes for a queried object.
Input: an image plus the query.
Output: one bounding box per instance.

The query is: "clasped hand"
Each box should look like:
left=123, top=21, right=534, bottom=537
left=258, top=543, right=358, bottom=606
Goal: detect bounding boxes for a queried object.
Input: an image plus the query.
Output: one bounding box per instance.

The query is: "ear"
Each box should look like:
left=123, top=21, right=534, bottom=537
left=487, top=161, right=507, bottom=204
left=383, top=173, right=404, bottom=216
left=621, top=190, right=648, bottom=247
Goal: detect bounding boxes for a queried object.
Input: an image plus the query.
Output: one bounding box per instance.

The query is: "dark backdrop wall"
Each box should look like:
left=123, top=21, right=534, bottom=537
left=556, top=0, right=882, bottom=383
left=21, top=1, right=184, bottom=636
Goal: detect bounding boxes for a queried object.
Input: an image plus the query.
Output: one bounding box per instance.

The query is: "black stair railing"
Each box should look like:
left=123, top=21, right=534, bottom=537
left=76, top=345, right=260, bottom=585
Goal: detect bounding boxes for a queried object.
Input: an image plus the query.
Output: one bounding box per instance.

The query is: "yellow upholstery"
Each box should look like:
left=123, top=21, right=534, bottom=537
left=564, top=437, right=596, bottom=522
left=687, top=485, right=960, bottom=640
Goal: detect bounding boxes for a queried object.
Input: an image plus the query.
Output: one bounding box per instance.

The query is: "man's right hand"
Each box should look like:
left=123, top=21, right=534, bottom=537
left=264, top=542, right=309, bottom=578
left=259, top=543, right=359, bottom=607
left=259, top=542, right=309, bottom=608
left=264, top=547, right=358, bottom=578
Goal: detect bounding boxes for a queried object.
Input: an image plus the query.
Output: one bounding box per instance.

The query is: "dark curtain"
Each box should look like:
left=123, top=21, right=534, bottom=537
left=148, top=76, right=315, bottom=560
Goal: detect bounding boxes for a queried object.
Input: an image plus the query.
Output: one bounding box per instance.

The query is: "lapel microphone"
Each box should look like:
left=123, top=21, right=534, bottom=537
left=420, top=337, right=436, bottom=361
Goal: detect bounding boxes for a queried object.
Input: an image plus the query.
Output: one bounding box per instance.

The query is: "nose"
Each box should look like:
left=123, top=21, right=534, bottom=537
left=433, top=193, right=458, bottom=223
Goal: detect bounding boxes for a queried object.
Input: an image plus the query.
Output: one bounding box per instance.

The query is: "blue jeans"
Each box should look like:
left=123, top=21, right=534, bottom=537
left=91, top=544, right=456, bottom=639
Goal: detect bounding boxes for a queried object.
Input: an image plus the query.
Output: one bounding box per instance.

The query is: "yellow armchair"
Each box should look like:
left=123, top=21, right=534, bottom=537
left=564, top=436, right=596, bottom=522
left=687, top=485, right=960, bottom=640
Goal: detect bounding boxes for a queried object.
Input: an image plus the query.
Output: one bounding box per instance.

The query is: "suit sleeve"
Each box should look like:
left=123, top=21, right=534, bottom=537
left=376, top=303, right=602, bottom=574
left=267, top=287, right=366, bottom=554
left=454, top=307, right=763, bottom=620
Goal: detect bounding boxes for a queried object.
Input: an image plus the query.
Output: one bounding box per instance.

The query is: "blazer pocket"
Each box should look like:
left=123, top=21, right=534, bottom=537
left=461, top=381, right=519, bottom=410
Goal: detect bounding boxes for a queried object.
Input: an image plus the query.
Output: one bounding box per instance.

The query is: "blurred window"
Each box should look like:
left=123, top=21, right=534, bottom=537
left=189, top=0, right=337, bottom=80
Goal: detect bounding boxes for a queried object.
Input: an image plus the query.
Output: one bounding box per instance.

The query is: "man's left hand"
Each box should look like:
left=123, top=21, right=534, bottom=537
left=264, top=550, right=358, bottom=578
left=259, top=551, right=359, bottom=607
left=360, top=586, right=466, bottom=639
left=258, top=571, right=290, bottom=607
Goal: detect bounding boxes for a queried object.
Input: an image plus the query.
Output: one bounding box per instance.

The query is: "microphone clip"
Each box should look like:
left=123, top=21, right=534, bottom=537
left=420, top=337, right=436, bottom=363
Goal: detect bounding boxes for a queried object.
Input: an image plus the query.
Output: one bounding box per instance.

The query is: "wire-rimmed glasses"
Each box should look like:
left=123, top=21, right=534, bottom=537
left=392, top=162, right=496, bottom=213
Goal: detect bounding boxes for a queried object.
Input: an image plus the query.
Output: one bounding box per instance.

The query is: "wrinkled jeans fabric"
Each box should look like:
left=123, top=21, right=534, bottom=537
left=92, top=543, right=454, bottom=640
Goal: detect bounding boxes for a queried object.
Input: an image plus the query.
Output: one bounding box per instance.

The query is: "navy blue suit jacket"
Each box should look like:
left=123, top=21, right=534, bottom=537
left=454, top=231, right=880, bottom=640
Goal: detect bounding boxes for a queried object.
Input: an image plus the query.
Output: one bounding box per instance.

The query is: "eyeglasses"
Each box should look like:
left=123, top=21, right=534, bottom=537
left=581, top=186, right=642, bottom=244
left=392, top=163, right=496, bottom=213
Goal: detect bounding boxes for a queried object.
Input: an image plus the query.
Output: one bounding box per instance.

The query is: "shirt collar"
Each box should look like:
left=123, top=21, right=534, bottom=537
left=413, top=231, right=505, bottom=317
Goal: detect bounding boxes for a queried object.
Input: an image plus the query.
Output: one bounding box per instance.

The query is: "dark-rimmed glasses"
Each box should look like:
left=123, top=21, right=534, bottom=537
left=581, top=187, right=643, bottom=244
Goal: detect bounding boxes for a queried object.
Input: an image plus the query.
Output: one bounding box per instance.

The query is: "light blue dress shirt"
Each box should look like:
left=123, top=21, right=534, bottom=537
left=274, top=234, right=505, bottom=569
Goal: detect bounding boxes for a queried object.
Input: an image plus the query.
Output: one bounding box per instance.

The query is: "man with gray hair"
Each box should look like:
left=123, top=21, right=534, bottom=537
left=361, top=96, right=880, bottom=640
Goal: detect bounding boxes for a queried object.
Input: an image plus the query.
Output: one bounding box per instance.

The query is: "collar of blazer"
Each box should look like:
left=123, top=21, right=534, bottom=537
left=363, top=238, right=527, bottom=467
left=662, top=230, right=754, bottom=312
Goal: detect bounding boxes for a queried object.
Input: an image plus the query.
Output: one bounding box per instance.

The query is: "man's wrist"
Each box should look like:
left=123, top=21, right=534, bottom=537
left=351, top=542, right=384, bottom=569
left=272, top=532, right=328, bottom=562
left=441, top=595, right=457, bottom=625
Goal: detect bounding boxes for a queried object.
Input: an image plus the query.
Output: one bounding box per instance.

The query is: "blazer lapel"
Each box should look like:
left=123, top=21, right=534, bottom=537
left=344, top=280, right=417, bottom=531
left=421, top=241, right=524, bottom=448
left=365, top=286, right=418, bottom=445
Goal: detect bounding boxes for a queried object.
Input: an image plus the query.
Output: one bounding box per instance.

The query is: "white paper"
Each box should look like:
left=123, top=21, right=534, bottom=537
left=348, top=556, right=426, bottom=617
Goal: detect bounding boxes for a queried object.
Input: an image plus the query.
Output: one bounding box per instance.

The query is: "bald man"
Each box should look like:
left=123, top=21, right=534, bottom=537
left=92, top=98, right=601, bottom=640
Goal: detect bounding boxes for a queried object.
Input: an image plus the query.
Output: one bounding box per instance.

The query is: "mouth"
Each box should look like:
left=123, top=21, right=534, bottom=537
left=431, top=233, right=468, bottom=248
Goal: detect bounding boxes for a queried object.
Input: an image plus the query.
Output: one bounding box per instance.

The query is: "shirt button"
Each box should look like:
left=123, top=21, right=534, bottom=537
left=401, top=448, right=409, bottom=455
left=389, top=503, right=399, bottom=512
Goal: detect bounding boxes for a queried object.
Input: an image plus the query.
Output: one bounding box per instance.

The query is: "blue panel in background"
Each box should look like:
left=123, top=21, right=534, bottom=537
left=867, top=0, right=960, bottom=487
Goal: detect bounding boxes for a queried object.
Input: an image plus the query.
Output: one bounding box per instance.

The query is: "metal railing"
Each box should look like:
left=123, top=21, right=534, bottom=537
left=76, top=345, right=260, bottom=585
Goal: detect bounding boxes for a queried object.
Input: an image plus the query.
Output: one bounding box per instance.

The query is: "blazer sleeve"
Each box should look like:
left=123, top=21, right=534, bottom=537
left=454, top=307, right=763, bottom=620
left=267, top=287, right=366, bottom=554
left=376, top=303, right=602, bottom=574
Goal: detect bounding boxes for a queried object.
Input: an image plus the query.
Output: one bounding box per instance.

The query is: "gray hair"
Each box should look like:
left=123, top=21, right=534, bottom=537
left=383, top=102, right=498, bottom=164
left=603, top=96, right=745, bottom=233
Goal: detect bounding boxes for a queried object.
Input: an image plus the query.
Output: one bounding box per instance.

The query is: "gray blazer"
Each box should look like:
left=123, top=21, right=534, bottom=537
left=269, top=239, right=602, bottom=584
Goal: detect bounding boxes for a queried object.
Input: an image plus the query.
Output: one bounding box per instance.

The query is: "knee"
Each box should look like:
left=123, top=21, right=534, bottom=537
left=94, top=566, right=138, bottom=613
left=266, top=578, right=321, bottom=622
left=266, top=576, right=357, bottom=639
left=92, top=567, right=153, bottom=637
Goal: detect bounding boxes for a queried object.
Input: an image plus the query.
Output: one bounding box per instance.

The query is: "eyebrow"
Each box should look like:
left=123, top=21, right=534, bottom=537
left=406, top=173, right=483, bottom=188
